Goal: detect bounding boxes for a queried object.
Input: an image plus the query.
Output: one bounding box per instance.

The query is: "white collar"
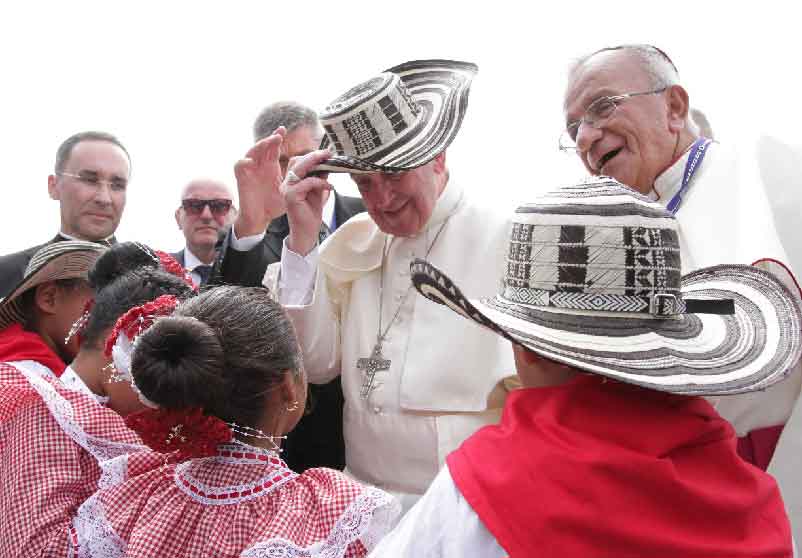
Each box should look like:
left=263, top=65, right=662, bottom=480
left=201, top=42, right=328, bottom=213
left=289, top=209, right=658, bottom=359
left=183, top=247, right=211, bottom=272
left=59, top=230, right=114, bottom=243
left=650, top=140, right=714, bottom=206
left=60, top=365, right=109, bottom=405
left=322, top=190, right=336, bottom=229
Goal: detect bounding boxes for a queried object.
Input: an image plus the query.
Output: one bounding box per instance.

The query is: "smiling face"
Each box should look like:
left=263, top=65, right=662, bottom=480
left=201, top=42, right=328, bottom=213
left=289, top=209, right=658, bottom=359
left=48, top=140, right=131, bottom=240
left=563, top=51, right=687, bottom=194
left=350, top=153, right=448, bottom=237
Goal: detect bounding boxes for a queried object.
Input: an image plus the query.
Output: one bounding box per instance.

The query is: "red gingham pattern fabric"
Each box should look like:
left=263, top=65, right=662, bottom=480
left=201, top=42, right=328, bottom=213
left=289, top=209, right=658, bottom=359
left=72, top=445, right=397, bottom=557
left=0, top=362, right=142, bottom=558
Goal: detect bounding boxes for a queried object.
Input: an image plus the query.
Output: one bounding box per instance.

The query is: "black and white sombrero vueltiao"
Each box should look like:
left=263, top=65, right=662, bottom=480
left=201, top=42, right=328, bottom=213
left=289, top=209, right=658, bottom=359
left=0, top=241, right=107, bottom=330
left=312, top=59, right=477, bottom=174
left=411, top=179, right=802, bottom=396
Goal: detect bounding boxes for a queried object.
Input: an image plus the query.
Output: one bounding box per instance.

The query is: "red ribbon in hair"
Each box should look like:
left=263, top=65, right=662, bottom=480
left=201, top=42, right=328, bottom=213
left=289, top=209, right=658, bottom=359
left=155, top=250, right=197, bottom=290
left=103, top=294, right=179, bottom=358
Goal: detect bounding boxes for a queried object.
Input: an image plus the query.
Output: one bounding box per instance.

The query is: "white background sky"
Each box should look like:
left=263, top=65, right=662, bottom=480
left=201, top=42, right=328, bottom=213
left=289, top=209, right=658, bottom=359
left=1, top=1, right=799, bottom=254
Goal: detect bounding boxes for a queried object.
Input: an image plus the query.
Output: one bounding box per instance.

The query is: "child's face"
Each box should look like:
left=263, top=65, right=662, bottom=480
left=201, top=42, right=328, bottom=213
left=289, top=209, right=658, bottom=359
left=513, top=345, right=579, bottom=389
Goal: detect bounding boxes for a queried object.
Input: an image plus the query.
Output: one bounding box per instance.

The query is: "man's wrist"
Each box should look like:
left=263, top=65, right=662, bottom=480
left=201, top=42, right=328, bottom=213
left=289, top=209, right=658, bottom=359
left=234, top=214, right=271, bottom=238
left=286, top=232, right=317, bottom=257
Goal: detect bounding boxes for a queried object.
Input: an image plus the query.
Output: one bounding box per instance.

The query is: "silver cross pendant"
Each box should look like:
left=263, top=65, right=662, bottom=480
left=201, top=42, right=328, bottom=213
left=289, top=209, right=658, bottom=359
left=357, top=342, right=391, bottom=399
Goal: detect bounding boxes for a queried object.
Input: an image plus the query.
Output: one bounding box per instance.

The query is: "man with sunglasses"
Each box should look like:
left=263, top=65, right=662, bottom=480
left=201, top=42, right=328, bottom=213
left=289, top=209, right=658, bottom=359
left=0, top=131, right=131, bottom=298
left=173, top=179, right=236, bottom=287
left=563, top=43, right=802, bottom=541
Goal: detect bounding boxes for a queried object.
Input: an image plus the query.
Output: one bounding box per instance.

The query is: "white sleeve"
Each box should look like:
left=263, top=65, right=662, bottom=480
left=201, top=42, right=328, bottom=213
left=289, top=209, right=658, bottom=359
left=278, top=240, right=319, bottom=306
left=367, top=467, right=506, bottom=558
left=229, top=227, right=266, bottom=252
left=263, top=241, right=341, bottom=384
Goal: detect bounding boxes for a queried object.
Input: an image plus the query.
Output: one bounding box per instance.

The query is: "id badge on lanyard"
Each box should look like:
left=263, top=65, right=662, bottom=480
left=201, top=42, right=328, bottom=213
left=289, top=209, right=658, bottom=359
left=666, top=138, right=713, bottom=215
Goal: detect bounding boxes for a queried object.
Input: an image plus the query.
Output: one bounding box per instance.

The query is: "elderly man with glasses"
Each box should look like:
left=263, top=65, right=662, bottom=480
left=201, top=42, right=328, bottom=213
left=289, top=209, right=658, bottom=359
left=172, top=179, right=236, bottom=287
left=0, top=131, right=131, bottom=298
left=562, top=43, right=802, bottom=541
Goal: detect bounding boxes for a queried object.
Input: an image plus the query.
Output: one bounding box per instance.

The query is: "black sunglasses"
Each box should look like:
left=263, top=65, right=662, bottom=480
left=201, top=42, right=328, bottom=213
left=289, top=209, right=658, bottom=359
left=181, top=199, right=233, bottom=216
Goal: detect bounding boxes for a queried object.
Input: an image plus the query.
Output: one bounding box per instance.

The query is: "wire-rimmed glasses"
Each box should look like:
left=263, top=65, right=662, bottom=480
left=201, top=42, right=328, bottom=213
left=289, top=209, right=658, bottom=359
left=559, top=87, right=667, bottom=152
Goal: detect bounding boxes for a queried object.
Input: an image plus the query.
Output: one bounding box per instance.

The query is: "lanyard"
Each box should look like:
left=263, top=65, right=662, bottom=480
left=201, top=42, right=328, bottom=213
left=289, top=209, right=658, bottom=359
left=666, top=137, right=712, bottom=215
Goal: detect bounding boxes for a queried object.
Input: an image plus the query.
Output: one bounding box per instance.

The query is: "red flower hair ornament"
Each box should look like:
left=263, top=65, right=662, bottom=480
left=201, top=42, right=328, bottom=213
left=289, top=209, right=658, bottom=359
left=102, top=295, right=180, bottom=400
left=126, top=407, right=233, bottom=461
left=154, top=250, right=197, bottom=290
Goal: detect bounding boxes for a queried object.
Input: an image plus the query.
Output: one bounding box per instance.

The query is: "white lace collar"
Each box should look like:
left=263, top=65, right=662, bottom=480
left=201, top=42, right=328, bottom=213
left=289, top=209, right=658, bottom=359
left=174, top=442, right=297, bottom=505
left=60, top=366, right=110, bottom=405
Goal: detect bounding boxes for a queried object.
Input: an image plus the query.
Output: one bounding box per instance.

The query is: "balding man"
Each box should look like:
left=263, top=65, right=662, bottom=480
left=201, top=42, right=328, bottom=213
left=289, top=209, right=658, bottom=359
left=173, top=179, right=235, bottom=287
left=562, top=43, right=802, bottom=540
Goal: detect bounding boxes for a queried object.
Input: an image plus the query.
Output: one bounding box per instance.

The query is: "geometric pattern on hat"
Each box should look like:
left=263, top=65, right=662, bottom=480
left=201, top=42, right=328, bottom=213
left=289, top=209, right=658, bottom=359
left=411, top=179, right=802, bottom=396
left=0, top=240, right=107, bottom=331
left=313, top=59, right=477, bottom=174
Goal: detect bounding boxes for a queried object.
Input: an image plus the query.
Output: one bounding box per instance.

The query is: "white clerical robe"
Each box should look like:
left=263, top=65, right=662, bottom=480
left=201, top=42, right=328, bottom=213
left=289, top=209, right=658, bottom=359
left=650, top=138, right=802, bottom=545
left=264, top=180, right=515, bottom=510
left=649, top=139, right=801, bottom=435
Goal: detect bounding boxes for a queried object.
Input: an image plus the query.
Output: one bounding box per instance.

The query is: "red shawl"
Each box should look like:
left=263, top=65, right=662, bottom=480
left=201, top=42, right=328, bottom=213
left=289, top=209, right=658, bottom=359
left=0, top=323, right=66, bottom=376
left=447, top=375, right=792, bottom=558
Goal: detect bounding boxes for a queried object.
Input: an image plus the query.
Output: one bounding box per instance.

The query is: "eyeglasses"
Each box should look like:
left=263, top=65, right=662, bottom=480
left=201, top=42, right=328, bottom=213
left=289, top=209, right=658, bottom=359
left=181, top=198, right=233, bottom=216
left=59, top=171, right=128, bottom=191
left=559, top=87, right=667, bottom=152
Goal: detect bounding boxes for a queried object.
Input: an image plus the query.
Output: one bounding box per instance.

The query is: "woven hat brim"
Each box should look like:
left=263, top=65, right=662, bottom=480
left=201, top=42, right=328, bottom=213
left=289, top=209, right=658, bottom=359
left=313, top=59, right=477, bottom=174
left=411, top=260, right=802, bottom=396
left=0, top=242, right=107, bottom=331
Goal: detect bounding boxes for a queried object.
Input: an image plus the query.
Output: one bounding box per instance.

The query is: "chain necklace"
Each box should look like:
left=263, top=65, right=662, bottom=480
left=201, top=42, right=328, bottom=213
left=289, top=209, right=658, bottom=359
left=357, top=217, right=450, bottom=398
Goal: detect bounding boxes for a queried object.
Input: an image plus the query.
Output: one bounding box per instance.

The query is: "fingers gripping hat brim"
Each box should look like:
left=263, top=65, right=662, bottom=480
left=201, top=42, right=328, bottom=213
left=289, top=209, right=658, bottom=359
left=313, top=59, right=478, bottom=174
left=411, top=259, right=802, bottom=396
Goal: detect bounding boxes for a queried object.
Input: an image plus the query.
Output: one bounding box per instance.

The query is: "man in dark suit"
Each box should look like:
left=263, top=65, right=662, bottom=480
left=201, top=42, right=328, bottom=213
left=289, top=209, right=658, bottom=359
left=0, top=131, right=131, bottom=298
left=171, top=179, right=236, bottom=288
left=214, top=101, right=364, bottom=472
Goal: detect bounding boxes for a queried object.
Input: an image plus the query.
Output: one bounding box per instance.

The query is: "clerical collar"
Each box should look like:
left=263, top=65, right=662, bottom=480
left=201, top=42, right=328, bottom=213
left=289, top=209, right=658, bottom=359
left=650, top=141, right=711, bottom=206
left=412, top=179, right=464, bottom=238
left=58, top=231, right=115, bottom=243
left=60, top=365, right=110, bottom=405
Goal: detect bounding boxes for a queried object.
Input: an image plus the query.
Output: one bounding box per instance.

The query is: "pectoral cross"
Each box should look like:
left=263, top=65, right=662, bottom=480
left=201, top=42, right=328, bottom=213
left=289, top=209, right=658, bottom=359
left=357, top=342, right=391, bottom=399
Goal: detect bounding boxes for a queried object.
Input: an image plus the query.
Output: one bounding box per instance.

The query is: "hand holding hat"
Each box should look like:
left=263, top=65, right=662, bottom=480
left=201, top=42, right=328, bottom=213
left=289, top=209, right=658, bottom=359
left=282, top=150, right=333, bottom=257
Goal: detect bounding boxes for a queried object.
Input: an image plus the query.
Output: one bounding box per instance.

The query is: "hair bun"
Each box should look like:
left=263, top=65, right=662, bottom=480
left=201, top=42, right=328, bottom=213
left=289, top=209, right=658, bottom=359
left=89, top=242, right=161, bottom=291
left=131, top=316, right=226, bottom=410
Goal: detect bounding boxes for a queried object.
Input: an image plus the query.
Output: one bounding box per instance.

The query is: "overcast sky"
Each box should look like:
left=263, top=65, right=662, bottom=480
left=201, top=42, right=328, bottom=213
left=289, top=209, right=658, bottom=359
left=1, top=1, right=799, bottom=253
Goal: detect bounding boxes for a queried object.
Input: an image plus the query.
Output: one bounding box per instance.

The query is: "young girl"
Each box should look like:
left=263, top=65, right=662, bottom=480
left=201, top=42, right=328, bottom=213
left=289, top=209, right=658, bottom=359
left=70, top=286, right=398, bottom=558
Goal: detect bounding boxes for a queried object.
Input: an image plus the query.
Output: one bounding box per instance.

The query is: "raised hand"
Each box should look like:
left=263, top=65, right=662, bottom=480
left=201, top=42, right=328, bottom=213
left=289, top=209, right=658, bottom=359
left=233, top=127, right=286, bottom=238
left=282, top=150, right=334, bottom=256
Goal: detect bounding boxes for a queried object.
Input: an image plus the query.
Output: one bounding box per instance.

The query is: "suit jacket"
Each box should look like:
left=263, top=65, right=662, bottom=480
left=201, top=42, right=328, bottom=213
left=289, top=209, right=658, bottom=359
left=212, top=191, right=364, bottom=473
left=212, top=191, right=364, bottom=287
left=0, top=235, right=116, bottom=299
left=171, top=250, right=185, bottom=267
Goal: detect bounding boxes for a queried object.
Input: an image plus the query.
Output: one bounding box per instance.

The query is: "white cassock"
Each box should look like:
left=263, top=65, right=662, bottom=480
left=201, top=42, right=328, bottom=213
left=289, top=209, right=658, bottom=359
left=648, top=137, right=802, bottom=542
left=264, top=180, right=515, bottom=512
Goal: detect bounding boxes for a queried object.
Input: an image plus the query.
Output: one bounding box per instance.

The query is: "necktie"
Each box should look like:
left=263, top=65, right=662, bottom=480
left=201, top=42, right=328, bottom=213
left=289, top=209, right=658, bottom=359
left=318, top=222, right=331, bottom=244
left=194, top=265, right=213, bottom=286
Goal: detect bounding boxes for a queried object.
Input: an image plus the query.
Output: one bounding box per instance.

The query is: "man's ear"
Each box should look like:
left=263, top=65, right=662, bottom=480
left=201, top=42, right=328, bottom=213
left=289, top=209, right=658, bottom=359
left=48, top=175, right=60, bottom=201
left=33, top=282, right=59, bottom=317
left=666, top=85, right=690, bottom=134
left=175, top=208, right=184, bottom=230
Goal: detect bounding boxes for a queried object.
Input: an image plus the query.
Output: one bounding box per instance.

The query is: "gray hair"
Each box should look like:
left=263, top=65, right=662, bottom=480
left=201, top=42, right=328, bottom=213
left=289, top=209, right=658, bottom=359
left=55, top=131, right=130, bottom=174
left=252, top=101, right=321, bottom=141
left=571, top=44, right=680, bottom=90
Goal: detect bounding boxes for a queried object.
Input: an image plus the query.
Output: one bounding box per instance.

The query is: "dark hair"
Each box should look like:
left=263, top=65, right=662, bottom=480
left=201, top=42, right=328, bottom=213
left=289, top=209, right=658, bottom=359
left=88, top=242, right=163, bottom=291
left=253, top=101, right=320, bottom=142
left=19, top=278, right=86, bottom=329
left=81, top=268, right=195, bottom=350
left=132, top=286, right=302, bottom=429
left=55, top=131, right=131, bottom=174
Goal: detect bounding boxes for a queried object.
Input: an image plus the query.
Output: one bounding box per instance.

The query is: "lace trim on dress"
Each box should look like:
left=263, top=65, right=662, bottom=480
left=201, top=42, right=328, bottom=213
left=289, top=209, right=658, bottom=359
left=13, top=361, right=143, bottom=486
left=240, top=487, right=400, bottom=558
left=71, top=494, right=127, bottom=558
left=174, top=443, right=298, bottom=506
